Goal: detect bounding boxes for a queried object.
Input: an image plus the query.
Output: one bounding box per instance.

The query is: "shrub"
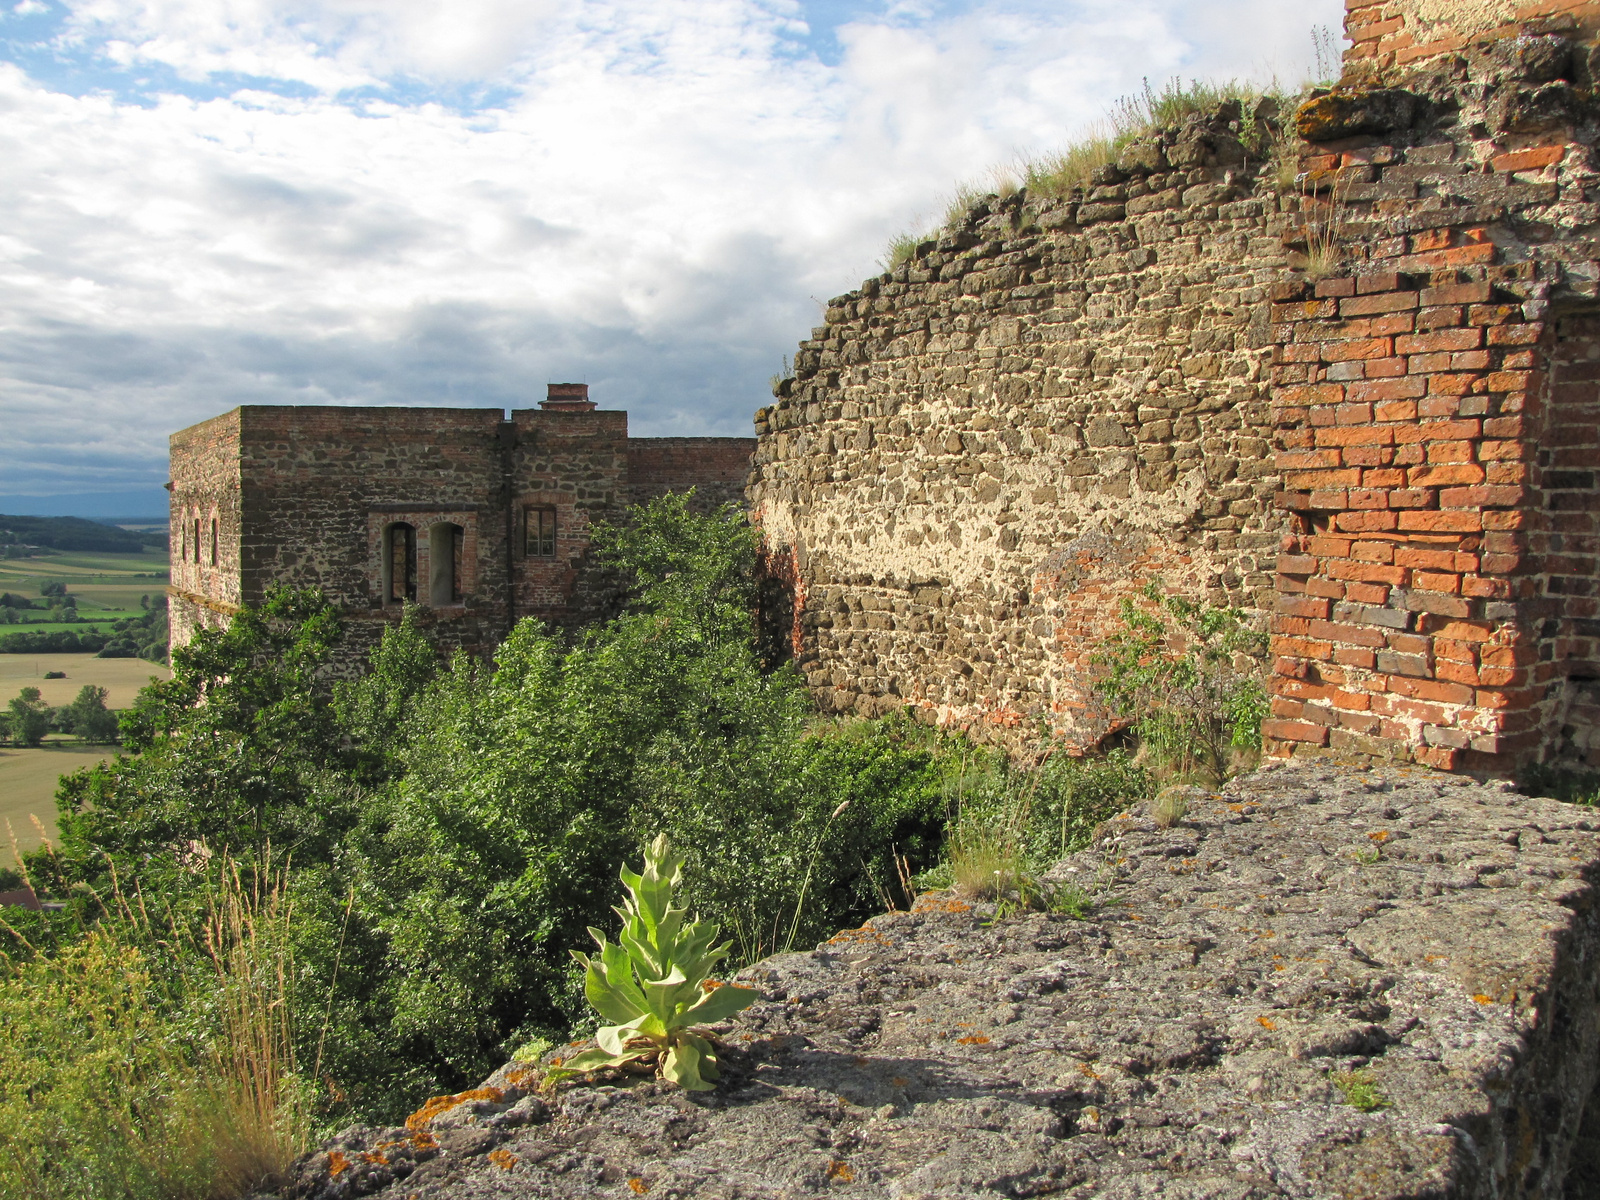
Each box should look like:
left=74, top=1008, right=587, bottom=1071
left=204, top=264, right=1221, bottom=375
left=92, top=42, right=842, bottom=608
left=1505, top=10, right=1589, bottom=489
left=1093, top=582, right=1268, bottom=786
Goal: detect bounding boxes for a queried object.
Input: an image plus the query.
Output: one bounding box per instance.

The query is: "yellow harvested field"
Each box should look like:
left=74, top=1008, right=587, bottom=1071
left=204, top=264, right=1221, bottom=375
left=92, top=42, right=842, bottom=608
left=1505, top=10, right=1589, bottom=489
left=0, top=745, right=118, bottom=865
left=0, top=654, right=171, bottom=867
left=0, top=652, right=170, bottom=709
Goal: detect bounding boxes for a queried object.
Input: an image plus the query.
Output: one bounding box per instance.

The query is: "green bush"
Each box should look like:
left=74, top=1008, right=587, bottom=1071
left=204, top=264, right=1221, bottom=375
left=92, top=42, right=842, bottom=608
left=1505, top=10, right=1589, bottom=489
left=1093, top=582, right=1269, bottom=786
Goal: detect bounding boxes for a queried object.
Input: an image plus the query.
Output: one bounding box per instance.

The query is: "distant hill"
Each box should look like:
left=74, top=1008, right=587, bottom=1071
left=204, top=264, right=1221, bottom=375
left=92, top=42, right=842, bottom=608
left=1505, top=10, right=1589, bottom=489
left=0, top=514, right=166, bottom=552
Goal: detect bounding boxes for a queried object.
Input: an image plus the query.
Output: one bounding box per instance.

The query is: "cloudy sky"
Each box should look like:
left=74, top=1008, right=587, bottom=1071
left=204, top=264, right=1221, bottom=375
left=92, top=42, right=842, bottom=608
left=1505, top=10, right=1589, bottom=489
left=0, top=0, right=1342, bottom=517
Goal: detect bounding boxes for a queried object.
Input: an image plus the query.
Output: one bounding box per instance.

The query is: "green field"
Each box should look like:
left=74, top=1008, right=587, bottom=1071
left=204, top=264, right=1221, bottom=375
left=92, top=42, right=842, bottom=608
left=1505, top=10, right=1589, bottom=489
left=0, top=545, right=169, bottom=617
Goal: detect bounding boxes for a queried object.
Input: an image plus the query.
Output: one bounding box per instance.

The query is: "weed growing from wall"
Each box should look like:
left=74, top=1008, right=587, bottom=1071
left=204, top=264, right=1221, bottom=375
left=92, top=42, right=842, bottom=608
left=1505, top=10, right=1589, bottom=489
left=1093, top=582, right=1269, bottom=787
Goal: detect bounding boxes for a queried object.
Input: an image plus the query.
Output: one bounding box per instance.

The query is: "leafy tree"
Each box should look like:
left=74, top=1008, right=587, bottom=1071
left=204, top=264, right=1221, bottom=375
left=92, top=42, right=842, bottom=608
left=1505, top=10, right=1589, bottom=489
left=51, top=588, right=348, bottom=871
left=63, top=685, right=119, bottom=744
left=6, top=687, right=50, bottom=746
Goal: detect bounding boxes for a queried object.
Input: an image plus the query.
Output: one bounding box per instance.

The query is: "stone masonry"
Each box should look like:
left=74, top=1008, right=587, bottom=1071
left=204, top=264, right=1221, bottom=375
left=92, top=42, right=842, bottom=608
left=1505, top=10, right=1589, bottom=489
left=169, top=386, right=752, bottom=666
left=749, top=0, right=1600, bottom=777
left=282, top=762, right=1600, bottom=1199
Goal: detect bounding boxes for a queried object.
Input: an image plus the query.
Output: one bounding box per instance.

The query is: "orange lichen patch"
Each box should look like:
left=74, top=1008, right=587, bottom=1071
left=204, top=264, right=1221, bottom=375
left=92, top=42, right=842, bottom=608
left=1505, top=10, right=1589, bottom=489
left=327, top=1150, right=352, bottom=1178
left=703, top=979, right=725, bottom=991
left=911, top=895, right=971, bottom=915
left=890, top=1076, right=909, bottom=1087
left=1473, top=994, right=1495, bottom=1005
left=359, top=1150, right=389, bottom=1166
left=405, top=1086, right=505, bottom=1131
left=826, top=1160, right=855, bottom=1182
left=411, top=1131, right=439, bottom=1152
left=1258, top=1016, right=1278, bottom=1030
left=1369, top=830, right=1390, bottom=842
left=505, top=1068, right=534, bottom=1087
left=488, top=1149, right=518, bottom=1171
left=956, top=1035, right=991, bottom=1045
left=628, top=1179, right=650, bottom=1195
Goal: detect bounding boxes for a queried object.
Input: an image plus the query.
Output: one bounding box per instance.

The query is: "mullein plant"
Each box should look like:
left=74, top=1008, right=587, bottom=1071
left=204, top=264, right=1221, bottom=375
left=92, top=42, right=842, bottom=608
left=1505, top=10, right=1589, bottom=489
left=552, top=835, right=758, bottom=1092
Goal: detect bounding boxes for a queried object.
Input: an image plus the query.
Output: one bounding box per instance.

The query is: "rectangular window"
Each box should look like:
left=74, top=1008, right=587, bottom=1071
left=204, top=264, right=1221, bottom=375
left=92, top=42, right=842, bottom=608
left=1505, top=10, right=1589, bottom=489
left=210, top=518, right=219, bottom=567
left=193, top=518, right=202, bottom=564
left=526, top=507, right=556, bottom=558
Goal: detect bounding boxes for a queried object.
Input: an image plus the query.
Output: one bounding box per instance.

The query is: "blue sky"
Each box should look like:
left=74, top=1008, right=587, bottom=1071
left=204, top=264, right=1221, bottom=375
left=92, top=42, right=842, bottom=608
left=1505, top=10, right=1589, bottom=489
left=0, top=0, right=1342, bottom=517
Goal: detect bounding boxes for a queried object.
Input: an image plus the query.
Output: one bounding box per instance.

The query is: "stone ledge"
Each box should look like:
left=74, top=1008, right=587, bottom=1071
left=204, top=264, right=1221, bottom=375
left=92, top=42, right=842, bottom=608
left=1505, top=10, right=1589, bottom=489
left=285, top=762, right=1600, bottom=1199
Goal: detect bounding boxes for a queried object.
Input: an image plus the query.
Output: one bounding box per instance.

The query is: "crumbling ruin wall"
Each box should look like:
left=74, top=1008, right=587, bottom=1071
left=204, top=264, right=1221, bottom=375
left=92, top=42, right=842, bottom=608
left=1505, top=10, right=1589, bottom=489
left=752, top=0, right=1600, bottom=773
left=749, top=117, right=1297, bottom=745
left=1263, top=0, right=1600, bottom=774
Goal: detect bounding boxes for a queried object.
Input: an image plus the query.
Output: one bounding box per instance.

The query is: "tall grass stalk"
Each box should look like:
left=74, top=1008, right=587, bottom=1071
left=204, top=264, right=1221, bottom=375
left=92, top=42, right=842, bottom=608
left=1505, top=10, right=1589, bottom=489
left=783, top=800, right=852, bottom=952
left=0, top=857, right=310, bottom=1200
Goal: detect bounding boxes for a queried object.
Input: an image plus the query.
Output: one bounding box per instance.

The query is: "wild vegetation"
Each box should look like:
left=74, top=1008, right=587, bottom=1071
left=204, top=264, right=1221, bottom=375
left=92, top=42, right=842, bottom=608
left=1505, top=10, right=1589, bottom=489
left=882, top=26, right=1348, bottom=269
left=0, top=496, right=1266, bottom=1199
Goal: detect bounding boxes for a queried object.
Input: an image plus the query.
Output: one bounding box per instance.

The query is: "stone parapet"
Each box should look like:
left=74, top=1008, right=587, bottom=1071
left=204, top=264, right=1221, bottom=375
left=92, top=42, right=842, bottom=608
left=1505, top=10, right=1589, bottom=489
left=284, top=763, right=1600, bottom=1199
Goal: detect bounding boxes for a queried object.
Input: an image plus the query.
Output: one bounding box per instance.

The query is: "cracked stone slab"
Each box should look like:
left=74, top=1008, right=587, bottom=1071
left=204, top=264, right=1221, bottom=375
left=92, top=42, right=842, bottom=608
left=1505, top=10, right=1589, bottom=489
left=282, top=762, right=1600, bottom=1199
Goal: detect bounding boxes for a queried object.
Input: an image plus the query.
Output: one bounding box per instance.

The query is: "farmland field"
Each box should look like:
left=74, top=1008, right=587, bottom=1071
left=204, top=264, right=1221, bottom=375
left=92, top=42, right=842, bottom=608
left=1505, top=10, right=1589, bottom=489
left=0, top=544, right=169, bottom=625
left=1, top=653, right=171, bottom=708
left=1, top=652, right=172, bottom=867
left=0, top=744, right=118, bottom=864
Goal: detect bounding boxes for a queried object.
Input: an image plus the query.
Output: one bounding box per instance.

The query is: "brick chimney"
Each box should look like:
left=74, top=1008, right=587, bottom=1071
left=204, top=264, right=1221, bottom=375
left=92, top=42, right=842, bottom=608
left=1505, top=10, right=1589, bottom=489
left=542, top=383, right=595, bottom=411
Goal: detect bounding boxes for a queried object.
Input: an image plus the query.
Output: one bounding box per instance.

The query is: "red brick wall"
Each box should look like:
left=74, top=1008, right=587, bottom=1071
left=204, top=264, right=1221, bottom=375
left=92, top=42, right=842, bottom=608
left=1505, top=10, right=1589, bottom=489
left=627, top=438, right=753, bottom=510
left=1346, top=0, right=1600, bottom=75
left=1538, top=316, right=1600, bottom=765
left=1266, top=274, right=1548, bottom=770
left=1264, top=8, right=1600, bottom=773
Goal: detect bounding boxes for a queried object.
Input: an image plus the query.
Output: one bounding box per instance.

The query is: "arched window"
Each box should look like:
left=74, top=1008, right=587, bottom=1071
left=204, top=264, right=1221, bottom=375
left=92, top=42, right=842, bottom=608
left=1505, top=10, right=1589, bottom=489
left=209, top=517, right=219, bottom=567
left=383, top=523, right=416, bottom=604
left=429, top=523, right=463, bottom=606
left=193, top=517, right=202, bottom=563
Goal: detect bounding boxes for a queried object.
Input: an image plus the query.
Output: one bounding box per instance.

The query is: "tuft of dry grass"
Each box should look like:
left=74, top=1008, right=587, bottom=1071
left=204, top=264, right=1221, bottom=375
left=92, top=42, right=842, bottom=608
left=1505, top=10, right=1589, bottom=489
left=1299, top=174, right=1351, bottom=280
left=877, top=24, right=1350, bottom=267
left=0, top=857, right=311, bottom=1200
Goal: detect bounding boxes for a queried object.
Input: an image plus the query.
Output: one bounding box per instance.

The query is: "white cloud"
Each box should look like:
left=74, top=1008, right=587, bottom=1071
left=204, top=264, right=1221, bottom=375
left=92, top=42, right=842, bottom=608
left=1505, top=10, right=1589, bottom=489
left=0, top=0, right=1344, bottom=506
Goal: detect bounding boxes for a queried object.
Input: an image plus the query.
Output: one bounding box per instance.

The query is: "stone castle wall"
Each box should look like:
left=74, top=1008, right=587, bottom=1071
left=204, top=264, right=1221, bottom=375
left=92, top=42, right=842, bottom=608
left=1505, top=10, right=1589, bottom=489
left=169, top=403, right=753, bottom=667
left=168, top=409, right=243, bottom=650
left=749, top=115, right=1296, bottom=745
left=750, top=0, right=1600, bottom=774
